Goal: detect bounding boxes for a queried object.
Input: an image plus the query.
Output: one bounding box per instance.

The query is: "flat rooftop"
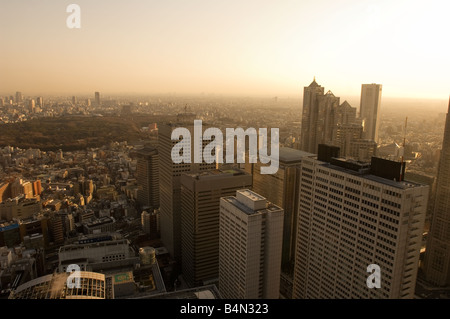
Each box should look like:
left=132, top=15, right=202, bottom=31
left=184, top=168, right=246, bottom=180
left=221, top=196, right=282, bottom=216
left=321, top=161, right=424, bottom=190
left=133, top=284, right=221, bottom=299
left=279, top=147, right=315, bottom=163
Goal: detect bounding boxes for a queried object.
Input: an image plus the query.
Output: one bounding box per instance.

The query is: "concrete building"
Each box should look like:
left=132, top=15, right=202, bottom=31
left=360, top=84, right=382, bottom=142
left=135, top=147, right=159, bottom=210
left=219, top=189, right=284, bottom=299
left=158, top=116, right=216, bottom=259
left=82, top=216, right=116, bottom=235
left=58, top=239, right=138, bottom=273
left=0, top=196, right=42, bottom=221
left=293, top=151, right=428, bottom=299
left=245, top=147, right=314, bottom=270
left=180, top=168, right=252, bottom=287
left=94, top=91, right=100, bottom=106
left=141, top=209, right=160, bottom=238
left=0, top=222, right=20, bottom=247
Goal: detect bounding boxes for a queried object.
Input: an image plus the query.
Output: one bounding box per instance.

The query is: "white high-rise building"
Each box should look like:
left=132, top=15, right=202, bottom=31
left=293, top=152, right=428, bottom=299
left=219, top=189, right=284, bottom=299
left=360, top=84, right=382, bottom=142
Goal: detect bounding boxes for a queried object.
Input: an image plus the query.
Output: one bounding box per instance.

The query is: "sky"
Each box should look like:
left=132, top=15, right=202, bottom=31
left=1, top=0, right=449, bottom=99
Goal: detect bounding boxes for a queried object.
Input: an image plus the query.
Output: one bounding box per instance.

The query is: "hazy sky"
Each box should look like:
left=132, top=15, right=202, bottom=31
left=1, top=0, right=449, bottom=99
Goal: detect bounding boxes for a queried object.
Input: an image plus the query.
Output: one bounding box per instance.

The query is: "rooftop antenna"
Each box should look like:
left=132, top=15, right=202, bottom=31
left=399, top=116, right=408, bottom=181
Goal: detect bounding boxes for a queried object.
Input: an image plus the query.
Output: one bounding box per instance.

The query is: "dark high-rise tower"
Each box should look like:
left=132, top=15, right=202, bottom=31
left=424, top=97, right=450, bottom=286
left=158, top=115, right=215, bottom=259
left=180, top=168, right=252, bottom=287
left=135, top=147, right=159, bottom=210
left=300, top=78, right=325, bottom=154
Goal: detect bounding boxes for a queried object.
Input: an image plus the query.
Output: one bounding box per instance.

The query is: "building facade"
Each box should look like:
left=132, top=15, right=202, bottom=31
left=180, top=168, right=252, bottom=287
left=360, top=84, right=382, bottom=142
left=219, top=189, right=284, bottom=299
left=293, top=154, right=428, bottom=299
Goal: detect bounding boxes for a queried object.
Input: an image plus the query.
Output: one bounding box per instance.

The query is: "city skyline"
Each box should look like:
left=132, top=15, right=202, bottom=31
left=1, top=0, right=449, bottom=99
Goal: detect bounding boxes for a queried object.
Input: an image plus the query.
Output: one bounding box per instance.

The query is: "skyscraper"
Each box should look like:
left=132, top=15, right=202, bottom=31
left=28, top=99, right=35, bottom=113
left=219, top=189, right=284, bottom=299
left=293, top=152, right=428, bottom=298
left=245, top=147, right=314, bottom=270
left=424, top=98, right=450, bottom=286
left=158, top=115, right=215, bottom=259
left=135, top=147, right=159, bottom=210
left=180, top=168, right=252, bottom=287
left=94, top=92, right=100, bottom=106
left=360, top=84, right=382, bottom=142
left=36, top=97, right=44, bottom=108
left=72, top=96, right=77, bottom=105
left=15, top=92, right=23, bottom=103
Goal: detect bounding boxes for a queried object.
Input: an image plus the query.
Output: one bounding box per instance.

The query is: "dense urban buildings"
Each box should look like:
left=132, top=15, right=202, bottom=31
left=0, top=87, right=446, bottom=300
left=293, top=146, right=428, bottom=298
left=219, top=189, right=284, bottom=299
left=300, top=79, right=379, bottom=162
left=424, top=98, right=450, bottom=286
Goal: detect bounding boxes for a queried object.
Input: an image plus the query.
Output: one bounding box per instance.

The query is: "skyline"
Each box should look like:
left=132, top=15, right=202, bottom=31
left=1, top=0, right=449, bottom=99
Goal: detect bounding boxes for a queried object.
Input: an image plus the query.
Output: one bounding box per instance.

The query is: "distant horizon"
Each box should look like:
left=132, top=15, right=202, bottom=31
left=1, top=90, right=448, bottom=103
left=1, top=1, right=449, bottom=100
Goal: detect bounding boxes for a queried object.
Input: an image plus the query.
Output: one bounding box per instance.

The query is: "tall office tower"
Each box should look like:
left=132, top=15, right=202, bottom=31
left=28, top=99, right=35, bottom=113
left=219, top=189, right=284, bottom=299
left=301, top=79, right=344, bottom=154
left=94, top=92, right=100, bottom=106
left=360, top=84, right=382, bottom=142
left=292, top=149, right=428, bottom=299
left=424, top=98, right=450, bottom=286
left=86, top=98, right=91, bottom=107
left=301, top=78, right=325, bottom=154
left=135, top=147, right=159, bottom=210
left=180, top=169, right=252, bottom=287
left=245, top=147, right=314, bottom=270
left=15, top=92, right=23, bottom=103
left=0, top=98, right=4, bottom=107
left=36, top=97, right=43, bottom=108
left=333, top=101, right=357, bottom=126
left=159, top=115, right=216, bottom=259
left=141, top=209, right=160, bottom=238
left=72, top=96, right=77, bottom=105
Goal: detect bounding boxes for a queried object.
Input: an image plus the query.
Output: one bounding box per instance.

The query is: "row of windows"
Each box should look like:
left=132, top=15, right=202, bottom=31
left=362, top=199, right=379, bottom=209
left=345, top=186, right=361, bottom=196
left=380, top=213, right=399, bottom=225
left=381, top=205, right=400, bottom=217
left=330, top=187, right=343, bottom=196
left=330, top=181, right=344, bottom=189
left=331, top=173, right=345, bottom=180
left=381, top=198, right=401, bottom=209
left=363, top=192, right=380, bottom=201
left=383, top=189, right=401, bottom=198
left=347, top=178, right=361, bottom=186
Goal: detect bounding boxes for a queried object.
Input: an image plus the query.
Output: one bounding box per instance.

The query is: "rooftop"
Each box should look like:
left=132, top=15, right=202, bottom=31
left=278, top=147, right=315, bottom=163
